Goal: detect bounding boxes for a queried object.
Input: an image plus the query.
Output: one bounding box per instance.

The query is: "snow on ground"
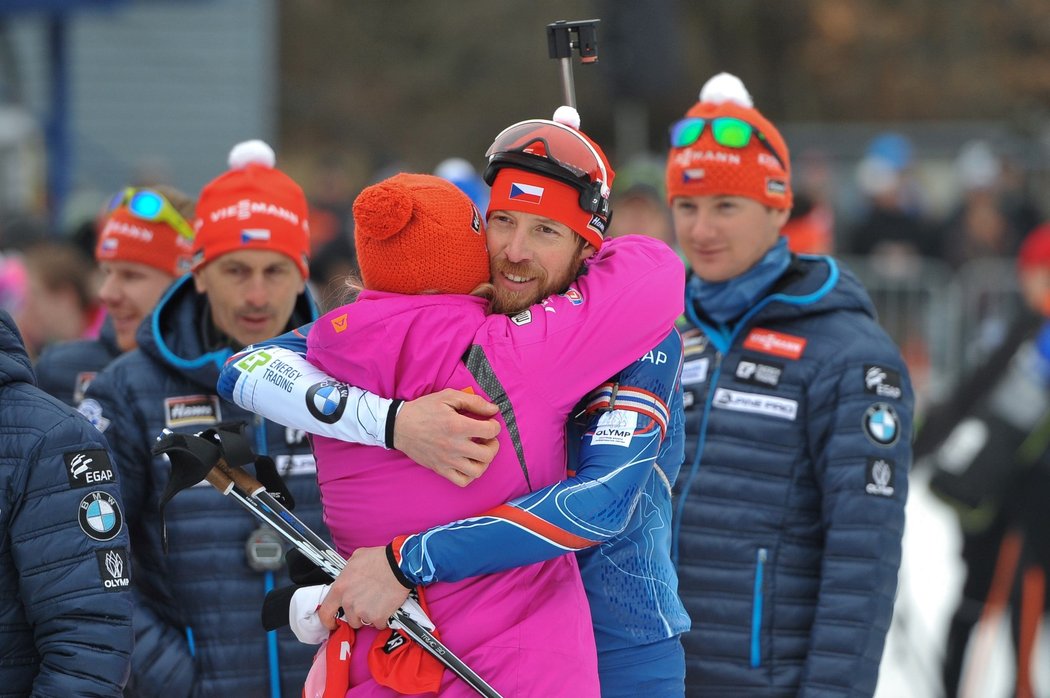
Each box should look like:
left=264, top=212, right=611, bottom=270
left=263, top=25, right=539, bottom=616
left=875, top=468, right=1049, bottom=698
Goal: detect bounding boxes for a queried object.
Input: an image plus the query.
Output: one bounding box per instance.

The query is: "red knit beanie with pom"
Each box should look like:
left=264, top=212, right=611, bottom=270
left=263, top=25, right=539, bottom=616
left=666, top=72, right=792, bottom=210
left=192, top=140, right=311, bottom=278
left=354, top=173, right=489, bottom=295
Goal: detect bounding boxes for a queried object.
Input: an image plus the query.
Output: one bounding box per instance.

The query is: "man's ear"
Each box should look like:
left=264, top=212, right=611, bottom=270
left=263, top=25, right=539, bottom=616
left=192, top=269, right=207, bottom=294
left=577, top=242, right=596, bottom=265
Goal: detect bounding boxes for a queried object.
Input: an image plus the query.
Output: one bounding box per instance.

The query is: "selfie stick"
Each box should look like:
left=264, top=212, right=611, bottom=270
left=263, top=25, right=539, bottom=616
left=546, top=19, right=600, bottom=109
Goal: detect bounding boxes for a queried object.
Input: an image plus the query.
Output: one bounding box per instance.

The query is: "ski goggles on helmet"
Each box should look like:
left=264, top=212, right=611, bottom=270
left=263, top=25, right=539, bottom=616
left=107, top=188, right=195, bottom=241
left=483, top=119, right=611, bottom=218
left=669, top=116, right=787, bottom=171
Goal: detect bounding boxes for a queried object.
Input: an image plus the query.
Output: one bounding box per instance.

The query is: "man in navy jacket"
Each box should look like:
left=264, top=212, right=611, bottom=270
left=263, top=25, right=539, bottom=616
left=666, top=73, right=914, bottom=697
left=0, top=309, right=133, bottom=696
left=82, top=142, right=323, bottom=698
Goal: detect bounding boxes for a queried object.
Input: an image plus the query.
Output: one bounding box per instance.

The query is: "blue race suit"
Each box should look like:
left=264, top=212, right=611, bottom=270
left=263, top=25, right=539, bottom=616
left=218, top=327, right=692, bottom=696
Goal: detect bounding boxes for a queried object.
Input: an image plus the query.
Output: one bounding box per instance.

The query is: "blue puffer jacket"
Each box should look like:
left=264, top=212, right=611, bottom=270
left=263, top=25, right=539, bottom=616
left=81, top=276, right=324, bottom=698
left=35, top=316, right=122, bottom=405
left=671, top=257, right=913, bottom=697
left=0, top=310, right=133, bottom=696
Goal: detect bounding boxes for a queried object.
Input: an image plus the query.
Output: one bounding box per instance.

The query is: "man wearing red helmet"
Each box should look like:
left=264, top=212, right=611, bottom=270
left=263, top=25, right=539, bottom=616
left=222, top=108, right=691, bottom=695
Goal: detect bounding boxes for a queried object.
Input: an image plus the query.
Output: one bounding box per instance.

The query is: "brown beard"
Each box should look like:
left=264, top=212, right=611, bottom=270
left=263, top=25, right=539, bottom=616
left=489, top=257, right=582, bottom=316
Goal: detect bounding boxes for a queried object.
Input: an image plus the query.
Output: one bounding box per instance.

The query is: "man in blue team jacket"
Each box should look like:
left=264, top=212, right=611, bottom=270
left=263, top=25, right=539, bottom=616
left=81, top=142, right=324, bottom=698
left=666, top=72, right=913, bottom=697
left=0, top=309, right=133, bottom=696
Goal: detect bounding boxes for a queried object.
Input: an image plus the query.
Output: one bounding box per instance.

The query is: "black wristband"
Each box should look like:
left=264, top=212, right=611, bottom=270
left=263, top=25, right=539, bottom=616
left=385, top=398, right=404, bottom=450
left=386, top=542, right=415, bottom=590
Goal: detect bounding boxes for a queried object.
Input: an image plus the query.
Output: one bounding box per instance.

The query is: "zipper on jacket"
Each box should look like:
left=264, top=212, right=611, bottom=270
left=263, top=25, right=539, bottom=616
left=251, top=413, right=281, bottom=698
left=750, top=547, right=767, bottom=668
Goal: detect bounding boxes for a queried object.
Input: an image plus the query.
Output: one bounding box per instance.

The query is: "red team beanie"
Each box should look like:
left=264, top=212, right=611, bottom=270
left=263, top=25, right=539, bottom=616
left=665, top=72, right=792, bottom=211
left=192, top=140, right=311, bottom=278
left=95, top=192, right=194, bottom=277
left=354, top=173, right=489, bottom=295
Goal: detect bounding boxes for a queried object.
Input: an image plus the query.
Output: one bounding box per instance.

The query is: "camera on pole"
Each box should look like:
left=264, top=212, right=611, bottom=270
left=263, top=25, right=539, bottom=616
left=546, top=19, right=600, bottom=110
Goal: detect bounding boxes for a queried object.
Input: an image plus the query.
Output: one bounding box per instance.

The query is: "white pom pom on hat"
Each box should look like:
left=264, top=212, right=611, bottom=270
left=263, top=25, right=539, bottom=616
left=698, top=72, right=754, bottom=108
left=228, top=140, right=276, bottom=170
left=553, top=105, right=581, bottom=130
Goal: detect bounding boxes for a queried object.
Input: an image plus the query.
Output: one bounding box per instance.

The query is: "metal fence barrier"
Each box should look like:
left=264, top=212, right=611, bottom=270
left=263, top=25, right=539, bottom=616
left=837, top=255, right=1024, bottom=413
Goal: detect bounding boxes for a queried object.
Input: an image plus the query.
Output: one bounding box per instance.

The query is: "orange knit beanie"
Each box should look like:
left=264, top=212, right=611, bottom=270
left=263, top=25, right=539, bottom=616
left=666, top=72, right=792, bottom=210
left=354, top=173, right=489, bottom=295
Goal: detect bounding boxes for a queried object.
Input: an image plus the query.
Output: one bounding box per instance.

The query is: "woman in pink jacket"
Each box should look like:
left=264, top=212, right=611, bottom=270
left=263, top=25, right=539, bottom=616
left=302, top=113, right=684, bottom=696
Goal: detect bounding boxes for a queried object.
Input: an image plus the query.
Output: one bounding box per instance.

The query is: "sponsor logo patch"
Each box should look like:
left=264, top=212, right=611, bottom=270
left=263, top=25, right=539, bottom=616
left=864, top=364, right=903, bottom=400
left=382, top=629, right=407, bottom=654
left=470, top=205, right=481, bottom=233
left=510, top=310, right=532, bottom=326
left=78, top=491, right=123, bottom=541
left=683, top=331, right=708, bottom=352
left=734, top=357, right=783, bottom=388
left=743, top=328, right=807, bottom=359
left=681, top=358, right=709, bottom=385
left=77, top=399, right=111, bottom=433
left=590, top=410, right=638, bottom=447
left=560, top=288, right=584, bottom=306
left=164, top=395, right=222, bottom=428
left=866, top=457, right=896, bottom=497
left=712, top=388, right=797, bottom=420
left=640, top=349, right=668, bottom=365
left=306, top=380, right=349, bottom=424
left=272, top=453, right=318, bottom=477
left=331, top=313, right=348, bottom=333
left=73, top=371, right=97, bottom=403
left=96, top=547, right=131, bottom=591
left=588, top=214, right=607, bottom=235
left=766, top=178, right=787, bottom=196
left=64, top=449, right=115, bottom=489
left=863, top=403, right=900, bottom=446
left=235, top=350, right=272, bottom=373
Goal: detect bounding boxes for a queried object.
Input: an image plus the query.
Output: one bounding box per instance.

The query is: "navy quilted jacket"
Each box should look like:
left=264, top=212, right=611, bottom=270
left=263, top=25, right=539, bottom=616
left=82, top=276, right=324, bottom=698
left=0, top=310, right=133, bottom=696
left=35, top=316, right=122, bottom=405
left=671, top=256, right=913, bottom=697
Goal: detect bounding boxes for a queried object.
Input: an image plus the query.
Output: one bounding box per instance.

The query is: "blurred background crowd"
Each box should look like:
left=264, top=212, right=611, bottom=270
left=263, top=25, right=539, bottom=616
left=3, top=1, right=1050, bottom=695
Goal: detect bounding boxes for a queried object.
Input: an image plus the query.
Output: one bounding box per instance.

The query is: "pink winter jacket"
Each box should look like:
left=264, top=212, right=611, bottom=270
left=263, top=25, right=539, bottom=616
left=306, top=235, right=685, bottom=697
